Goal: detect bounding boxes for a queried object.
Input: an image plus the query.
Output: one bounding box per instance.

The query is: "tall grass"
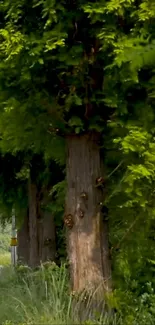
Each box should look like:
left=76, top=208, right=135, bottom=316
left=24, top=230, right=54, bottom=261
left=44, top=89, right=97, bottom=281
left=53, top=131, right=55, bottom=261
left=0, top=262, right=153, bottom=325
left=0, top=263, right=120, bottom=325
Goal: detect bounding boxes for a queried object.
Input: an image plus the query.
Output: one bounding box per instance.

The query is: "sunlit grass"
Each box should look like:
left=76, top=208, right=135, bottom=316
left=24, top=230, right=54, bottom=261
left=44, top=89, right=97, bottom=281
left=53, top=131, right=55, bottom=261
left=0, top=223, right=11, bottom=266
left=0, top=252, right=10, bottom=265
left=0, top=263, right=119, bottom=325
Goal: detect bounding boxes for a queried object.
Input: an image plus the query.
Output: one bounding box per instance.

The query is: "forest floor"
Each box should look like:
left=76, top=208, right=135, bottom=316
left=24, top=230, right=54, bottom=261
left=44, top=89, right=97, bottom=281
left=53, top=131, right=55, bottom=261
left=0, top=225, right=150, bottom=325
left=0, top=263, right=119, bottom=325
left=0, top=252, right=122, bottom=325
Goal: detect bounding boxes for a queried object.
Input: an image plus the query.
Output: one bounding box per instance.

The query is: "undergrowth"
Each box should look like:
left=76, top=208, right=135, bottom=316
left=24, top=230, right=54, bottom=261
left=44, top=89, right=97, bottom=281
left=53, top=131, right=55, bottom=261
left=0, top=262, right=154, bottom=325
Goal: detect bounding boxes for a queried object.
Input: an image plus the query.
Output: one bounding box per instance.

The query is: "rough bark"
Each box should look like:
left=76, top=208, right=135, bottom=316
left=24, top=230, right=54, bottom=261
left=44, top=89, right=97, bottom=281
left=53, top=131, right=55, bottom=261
left=17, top=210, right=29, bottom=265
left=29, top=179, right=39, bottom=268
left=39, top=211, right=56, bottom=263
left=65, top=132, right=111, bottom=297
left=102, top=218, right=112, bottom=291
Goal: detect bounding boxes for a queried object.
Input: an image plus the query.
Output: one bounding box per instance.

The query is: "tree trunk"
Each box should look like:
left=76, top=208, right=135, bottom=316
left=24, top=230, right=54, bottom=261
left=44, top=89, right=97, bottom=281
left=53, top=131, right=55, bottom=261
left=17, top=210, right=29, bottom=265
left=65, top=132, right=111, bottom=297
left=39, top=211, right=56, bottom=263
left=28, top=179, right=39, bottom=268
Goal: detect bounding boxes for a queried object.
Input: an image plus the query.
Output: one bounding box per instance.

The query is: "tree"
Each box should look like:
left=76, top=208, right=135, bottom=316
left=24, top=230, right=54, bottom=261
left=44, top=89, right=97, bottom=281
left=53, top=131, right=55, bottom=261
left=0, top=0, right=111, bottom=298
left=17, top=209, right=29, bottom=265
left=16, top=154, right=64, bottom=268
left=0, top=148, right=64, bottom=267
left=1, top=0, right=155, bottom=305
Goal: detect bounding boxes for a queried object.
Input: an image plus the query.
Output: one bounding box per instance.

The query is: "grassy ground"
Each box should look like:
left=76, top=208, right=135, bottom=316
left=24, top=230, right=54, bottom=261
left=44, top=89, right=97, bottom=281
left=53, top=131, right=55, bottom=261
left=0, top=225, right=153, bottom=325
left=0, top=262, right=154, bottom=325
left=0, top=263, right=120, bottom=325
left=0, top=225, right=118, bottom=325
left=0, top=252, right=10, bottom=265
left=0, top=223, right=11, bottom=266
